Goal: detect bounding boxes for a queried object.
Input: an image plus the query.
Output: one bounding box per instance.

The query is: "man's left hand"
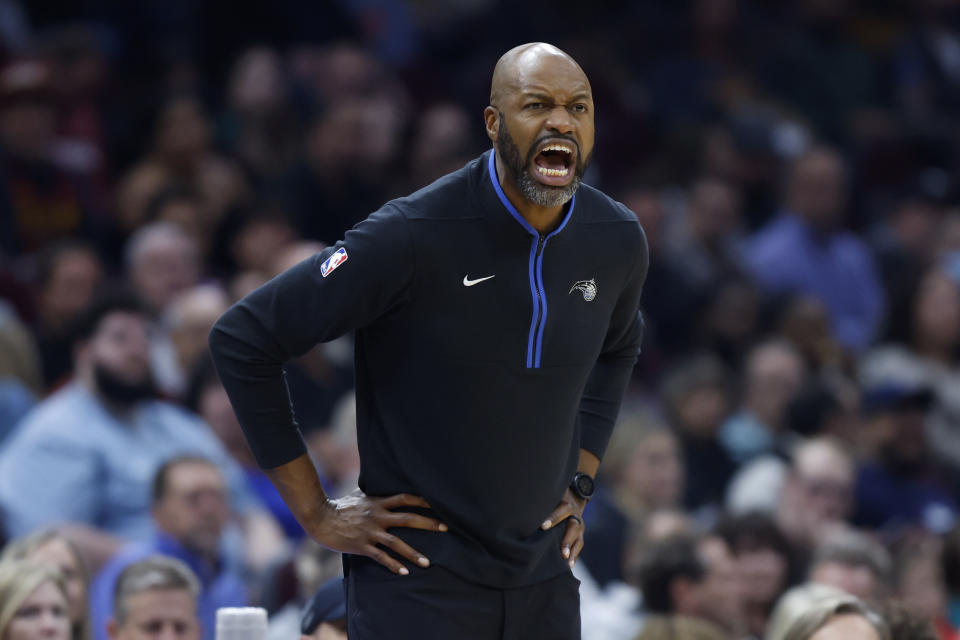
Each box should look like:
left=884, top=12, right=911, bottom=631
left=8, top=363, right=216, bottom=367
left=541, top=488, right=586, bottom=569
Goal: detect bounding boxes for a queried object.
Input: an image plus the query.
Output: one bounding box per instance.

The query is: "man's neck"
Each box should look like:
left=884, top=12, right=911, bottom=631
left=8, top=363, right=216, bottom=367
left=495, top=154, right=566, bottom=234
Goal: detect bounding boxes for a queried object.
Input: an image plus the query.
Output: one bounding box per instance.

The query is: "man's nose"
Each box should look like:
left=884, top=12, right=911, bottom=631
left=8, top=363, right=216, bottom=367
left=544, top=106, right=575, bottom=135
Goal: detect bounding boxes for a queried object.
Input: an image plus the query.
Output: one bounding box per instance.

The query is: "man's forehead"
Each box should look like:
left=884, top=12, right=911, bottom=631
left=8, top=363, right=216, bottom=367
left=511, top=54, right=590, bottom=99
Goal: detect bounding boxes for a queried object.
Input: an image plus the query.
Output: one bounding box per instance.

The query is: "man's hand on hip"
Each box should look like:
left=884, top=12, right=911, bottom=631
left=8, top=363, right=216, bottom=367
left=540, top=488, right=586, bottom=569
left=313, top=489, right=448, bottom=575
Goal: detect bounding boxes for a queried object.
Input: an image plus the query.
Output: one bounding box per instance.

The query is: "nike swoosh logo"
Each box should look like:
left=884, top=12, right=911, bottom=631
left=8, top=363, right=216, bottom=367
left=463, top=275, right=495, bottom=287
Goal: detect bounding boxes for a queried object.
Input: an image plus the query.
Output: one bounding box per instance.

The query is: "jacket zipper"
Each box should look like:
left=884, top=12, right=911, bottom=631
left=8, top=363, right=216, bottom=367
left=531, top=233, right=546, bottom=368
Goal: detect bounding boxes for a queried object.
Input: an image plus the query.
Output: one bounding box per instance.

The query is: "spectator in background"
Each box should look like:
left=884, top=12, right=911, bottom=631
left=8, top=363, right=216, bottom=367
left=871, top=196, right=942, bottom=308
left=0, top=301, right=38, bottom=442
left=669, top=176, right=745, bottom=293
left=184, top=356, right=302, bottom=540
left=408, top=102, right=476, bottom=190
left=143, top=186, right=211, bottom=264
left=945, top=525, right=960, bottom=630
left=637, top=533, right=745, bottom=638
left=892, top=534, right=958, bottom=640
left=31, top=241, right=102, bottom=389
left=777, top=294, right=850, bottom=375
left=0, top=58, right=102, bottom=257
left=91, top=457, right=246, bottom=640
left=151, top=285, right=228, bottom=398
left=210, top=205, right=297, bottom=281
left=694, top=276, right=760, bottom=370
left=126, top=222, right=200, bottom=317
left=777, top=438, right=856, bottom=565
left=716, top=511, right=795, bottom=637
left=744, top=146, right=885, bottom=352
left=263, top=541, right=343, bottom=640
left=808, top=529, right=892, bottom=606
left=861, top=265, right=960, bottom=474
left=892, top=0, right=960, bottom=124
left=106, top=556, right=201, bottom=640
left=298, top=577, right=347, bottom=640
left=302, top=393, right=360, bottom=500
left=0, top=293, right=253, bottom=569
left=221, top=47, right=301, bottom=184
left=661, top=354, right=736, bottom=513
left=768, top=589, right=888, bottom=640
left=115, top=93, right=247, bottom=236
left=880, top=604, right=939, bottom=640
left=854, top=382, right=958, bottom=534
left=268, top=94, right=406, bottom=245
left=2, top=530, right=90, bottom=640
left=581, top=416, right=683, bottom=587
left=720, top=338, right=807, bottom=463
left=0, top=561, right=71, bottom=640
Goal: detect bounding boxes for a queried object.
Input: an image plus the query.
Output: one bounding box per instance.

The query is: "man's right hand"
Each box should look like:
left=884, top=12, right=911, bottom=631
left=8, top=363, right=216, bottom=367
left=312, top=489, right=448, bottom=575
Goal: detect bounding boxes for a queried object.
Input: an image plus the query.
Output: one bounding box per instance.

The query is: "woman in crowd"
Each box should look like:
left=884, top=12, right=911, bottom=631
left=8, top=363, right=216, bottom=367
left=768, top=584, right=888, bottom=640
left=2, top=531, right=90, bottom=640
left=0, top=561, right=71, bottom=640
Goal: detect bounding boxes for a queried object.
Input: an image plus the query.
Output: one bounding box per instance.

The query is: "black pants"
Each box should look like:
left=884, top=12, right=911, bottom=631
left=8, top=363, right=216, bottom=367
left=344, top=555, right=581, bottom=639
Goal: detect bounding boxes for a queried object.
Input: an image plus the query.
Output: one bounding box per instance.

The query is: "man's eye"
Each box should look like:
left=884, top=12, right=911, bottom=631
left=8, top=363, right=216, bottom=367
left=571, top=104, right=588, bottom=113
left=526, top=103, right=545, bottom=109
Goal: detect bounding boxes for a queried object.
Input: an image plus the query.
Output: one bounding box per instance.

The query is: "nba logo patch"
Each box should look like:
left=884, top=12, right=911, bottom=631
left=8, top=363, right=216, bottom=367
left=320, top=247, right=348, bottom=277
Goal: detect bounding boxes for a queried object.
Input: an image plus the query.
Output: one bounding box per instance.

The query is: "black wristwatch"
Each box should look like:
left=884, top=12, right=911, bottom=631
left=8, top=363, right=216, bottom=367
left=570, top=472, right=595, bottom=501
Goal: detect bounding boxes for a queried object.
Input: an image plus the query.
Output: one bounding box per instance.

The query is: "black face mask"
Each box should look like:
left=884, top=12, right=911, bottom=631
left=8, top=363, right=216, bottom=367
left=93, top=363, right=156, bottom=406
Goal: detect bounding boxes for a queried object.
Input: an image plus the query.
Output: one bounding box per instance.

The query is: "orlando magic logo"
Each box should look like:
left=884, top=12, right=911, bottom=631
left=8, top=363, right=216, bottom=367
left=568, top=278, right=597, bottom=302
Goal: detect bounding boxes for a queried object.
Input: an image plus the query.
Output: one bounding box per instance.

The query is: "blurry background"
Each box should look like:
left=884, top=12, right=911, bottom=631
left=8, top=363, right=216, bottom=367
left=2, top=1, right=960, bottom=639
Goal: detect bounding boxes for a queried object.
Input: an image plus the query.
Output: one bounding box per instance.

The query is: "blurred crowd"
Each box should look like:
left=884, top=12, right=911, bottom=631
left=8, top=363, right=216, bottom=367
left=1, top=0, right=960, bottom=639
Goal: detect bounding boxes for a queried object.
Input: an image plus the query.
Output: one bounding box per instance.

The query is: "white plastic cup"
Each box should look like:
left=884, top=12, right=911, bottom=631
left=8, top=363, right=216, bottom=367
left=216, top=607, right=268, bottom=640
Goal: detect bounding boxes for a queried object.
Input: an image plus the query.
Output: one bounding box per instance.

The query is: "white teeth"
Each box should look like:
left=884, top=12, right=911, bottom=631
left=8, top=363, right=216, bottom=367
left=541, top=144, right=573, bottom=155
left=537, top=166, right=570, bottom=177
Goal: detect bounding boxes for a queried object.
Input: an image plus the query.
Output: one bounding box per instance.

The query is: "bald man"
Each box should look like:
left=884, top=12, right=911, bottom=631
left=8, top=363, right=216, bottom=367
left=210, top=43, right=648, bottom=638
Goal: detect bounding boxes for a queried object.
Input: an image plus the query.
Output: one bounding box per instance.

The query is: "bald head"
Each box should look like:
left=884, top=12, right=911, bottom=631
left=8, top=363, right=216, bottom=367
left=484, top=43, right=595, bottom=213
left=490, top=43, right=588, bottom=106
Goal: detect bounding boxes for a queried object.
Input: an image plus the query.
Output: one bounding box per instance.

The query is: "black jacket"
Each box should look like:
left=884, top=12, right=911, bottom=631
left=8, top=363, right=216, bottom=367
left=209, top=150, right=648, bottom=587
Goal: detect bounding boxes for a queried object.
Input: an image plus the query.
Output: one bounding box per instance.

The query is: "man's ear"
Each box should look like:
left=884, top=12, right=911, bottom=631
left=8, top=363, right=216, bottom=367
left=484, top=106, right=499, bottom=142
left=107, top=618, right=119, bottom=640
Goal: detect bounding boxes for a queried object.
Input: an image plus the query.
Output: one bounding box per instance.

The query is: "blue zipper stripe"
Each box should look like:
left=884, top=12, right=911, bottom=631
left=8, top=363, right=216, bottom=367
left=534, top=195, right=576, bottom=367
left=526, top=236, right=540, bottom=367
left=487, top=150, right=577, bottom=369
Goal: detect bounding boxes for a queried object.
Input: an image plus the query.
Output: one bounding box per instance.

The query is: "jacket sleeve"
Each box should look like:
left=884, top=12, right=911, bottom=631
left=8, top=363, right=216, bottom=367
left=578, top=220, right=649, bottom=461
left=209, top=205, right=415, bottom=469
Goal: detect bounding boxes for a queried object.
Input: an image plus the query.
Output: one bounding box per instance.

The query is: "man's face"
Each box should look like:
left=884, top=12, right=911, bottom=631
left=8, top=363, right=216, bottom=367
left=789, top=151, right=847, bottom=232
left=81, top=311, right=155, bottom=404
left=487, top=52, right=594, bottom=207
left=109, top=589, right=200, bottom=640
left=811, top=560, right=880, bottom=604
left=153, top=462, right=229, bottom=557
left=694, top=537, right=746, bottom=633
left=41, top=249, right=102, bottom=330
left=131, top=236, right=200, bottom=314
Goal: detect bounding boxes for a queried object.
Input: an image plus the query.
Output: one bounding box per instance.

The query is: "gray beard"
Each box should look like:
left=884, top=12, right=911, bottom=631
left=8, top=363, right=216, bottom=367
left=517, top=169, right=581, bottom=207
left=496, top=114, right=582, bottom=208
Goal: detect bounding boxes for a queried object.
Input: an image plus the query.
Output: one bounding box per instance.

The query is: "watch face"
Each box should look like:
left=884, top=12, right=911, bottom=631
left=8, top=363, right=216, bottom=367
left=575, top=473, right=594, bottom=497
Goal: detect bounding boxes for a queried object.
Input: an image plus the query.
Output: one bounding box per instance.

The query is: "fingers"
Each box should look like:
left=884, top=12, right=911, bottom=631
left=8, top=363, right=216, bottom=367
left=364, top=544, right=412, bottom=576
left=541, top=502, right=574, bottom=530
left=382, top=511, right=448, bottom=532
left=560, top=515, right=582, bottom=565
left=373, top=530, right=431, bottom=569
left=569, top=531, right=585, bottom=568
left=377, top=493, right=449, bottom=531
left=379, top=493, right=432, bottom=509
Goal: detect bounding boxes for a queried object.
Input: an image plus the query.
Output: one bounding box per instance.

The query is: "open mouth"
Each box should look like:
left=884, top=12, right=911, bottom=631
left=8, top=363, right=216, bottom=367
left=532, top=141, right=577, bottom=186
